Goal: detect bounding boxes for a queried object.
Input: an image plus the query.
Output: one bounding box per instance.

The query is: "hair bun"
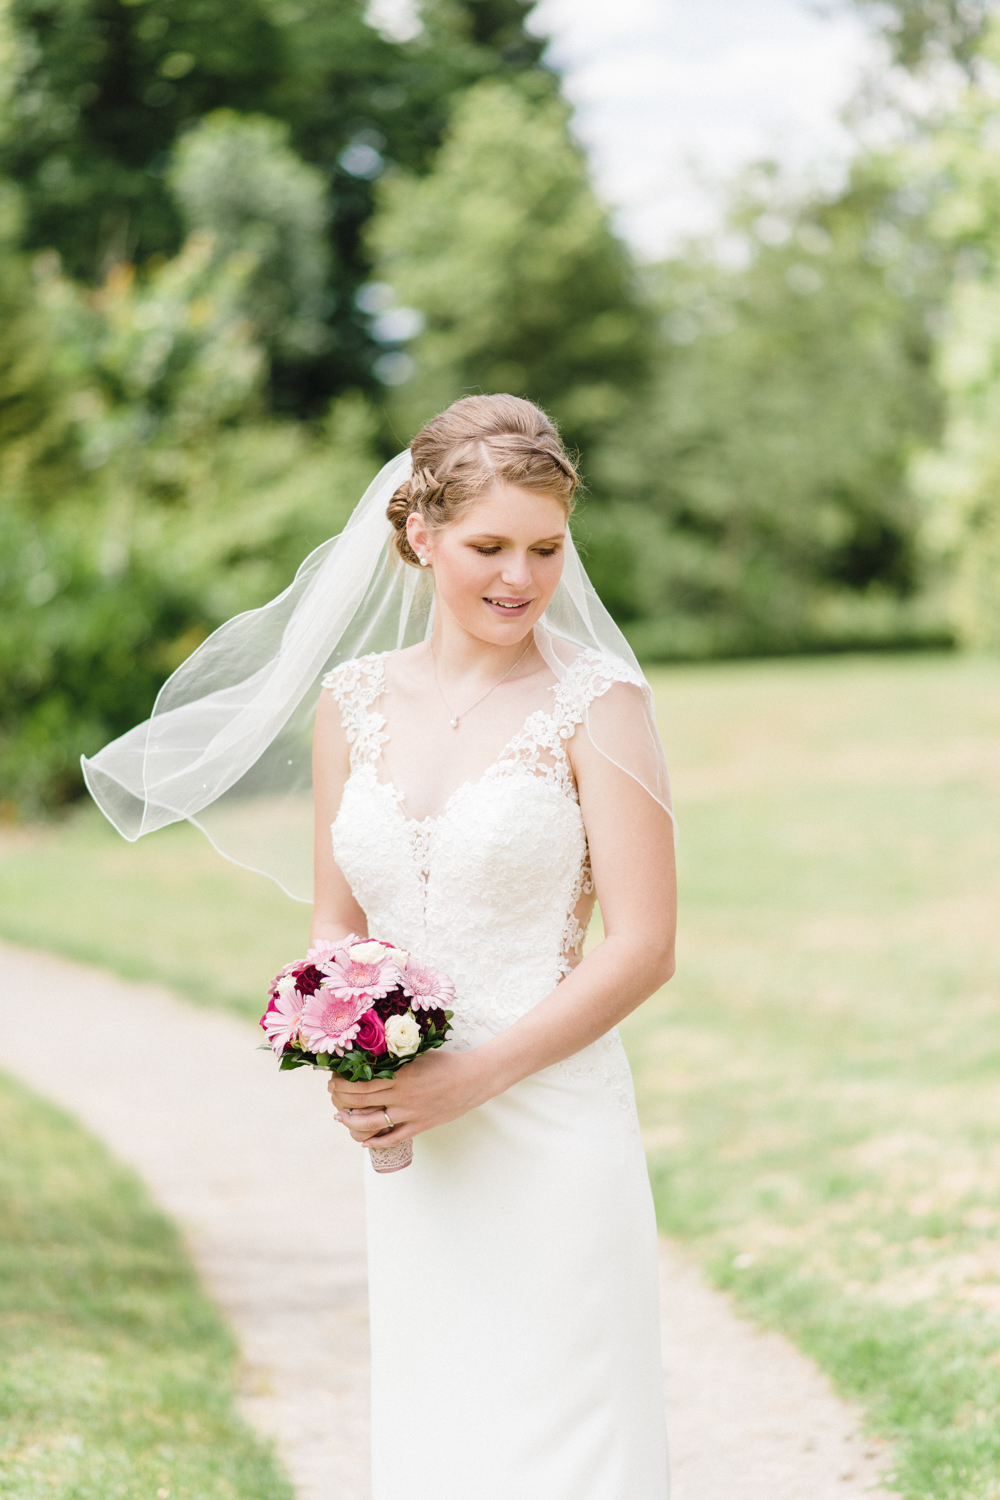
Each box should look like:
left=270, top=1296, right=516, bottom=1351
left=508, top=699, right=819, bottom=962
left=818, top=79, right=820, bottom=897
left=386, top=480, right=422, bottom=568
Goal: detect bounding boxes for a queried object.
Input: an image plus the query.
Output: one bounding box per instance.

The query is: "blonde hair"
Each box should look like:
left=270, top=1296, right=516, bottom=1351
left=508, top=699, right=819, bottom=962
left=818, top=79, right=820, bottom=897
left=386, top=394, right=578, bottom=568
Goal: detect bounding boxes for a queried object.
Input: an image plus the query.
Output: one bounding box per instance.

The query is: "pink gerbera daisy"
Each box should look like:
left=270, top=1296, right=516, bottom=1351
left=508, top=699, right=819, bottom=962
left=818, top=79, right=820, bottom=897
left=261, top=987, right=306, bottom=1056
left=300, top=987, right=372, bottom=1056
left=323, top=949, right=399, bottom=1002
left=398, top=959, right=455, bottom=1012
left=306, top=934, right=359, bottom=966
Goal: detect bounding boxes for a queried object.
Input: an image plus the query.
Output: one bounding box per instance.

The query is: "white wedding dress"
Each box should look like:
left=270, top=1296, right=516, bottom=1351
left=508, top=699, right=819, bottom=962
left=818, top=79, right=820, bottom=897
left=324, top=646, right=670, bottom=1500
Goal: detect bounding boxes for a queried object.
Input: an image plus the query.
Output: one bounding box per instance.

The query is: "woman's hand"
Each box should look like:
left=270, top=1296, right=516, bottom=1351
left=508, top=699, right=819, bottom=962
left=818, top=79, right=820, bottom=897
left=327, top=1049, right=490, bottom=1150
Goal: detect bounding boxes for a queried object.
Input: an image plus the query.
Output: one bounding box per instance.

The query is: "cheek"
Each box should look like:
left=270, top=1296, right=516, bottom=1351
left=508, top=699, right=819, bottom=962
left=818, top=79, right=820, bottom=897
left=534, top=554, right=565, bottom=603
left=435, top=549, right=493, bottom=595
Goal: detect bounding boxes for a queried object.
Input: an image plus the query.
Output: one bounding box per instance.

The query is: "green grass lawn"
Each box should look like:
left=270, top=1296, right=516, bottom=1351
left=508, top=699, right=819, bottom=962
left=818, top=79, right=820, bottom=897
left=0, top=1070, right=292, bottom=1500
left=2, top=650, right=999, bottom=1498
left=0, top=811, right=310, bottom=1017
left=629, top=651, right=1000, bottom=1500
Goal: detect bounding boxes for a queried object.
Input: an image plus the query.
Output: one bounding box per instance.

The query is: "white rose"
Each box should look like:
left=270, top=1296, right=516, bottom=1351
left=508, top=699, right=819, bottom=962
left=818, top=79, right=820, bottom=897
left=389, top=947, right=408, bottom=969
left=384, top=1011, right=421, bottom=1058
left=348, top=940, right=391, bottom=964
left=275, top=974, right=298, bottom=996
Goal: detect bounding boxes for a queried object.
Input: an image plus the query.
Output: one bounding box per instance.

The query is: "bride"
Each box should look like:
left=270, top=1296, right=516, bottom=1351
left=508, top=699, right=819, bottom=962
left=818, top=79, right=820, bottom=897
left=83, top=392, right=677, bottom=1500
left=315, top=395, right=676, bottom=1498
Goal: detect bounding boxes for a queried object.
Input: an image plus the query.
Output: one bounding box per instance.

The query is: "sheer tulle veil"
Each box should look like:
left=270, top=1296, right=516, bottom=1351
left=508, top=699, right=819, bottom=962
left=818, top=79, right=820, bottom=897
left=82, top=449, right=673, bottom=901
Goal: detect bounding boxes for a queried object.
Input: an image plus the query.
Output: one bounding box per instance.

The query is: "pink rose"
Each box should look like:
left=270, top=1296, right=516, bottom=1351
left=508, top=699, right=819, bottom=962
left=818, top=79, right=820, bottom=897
left=355, top=1010, right=387, bottom=1055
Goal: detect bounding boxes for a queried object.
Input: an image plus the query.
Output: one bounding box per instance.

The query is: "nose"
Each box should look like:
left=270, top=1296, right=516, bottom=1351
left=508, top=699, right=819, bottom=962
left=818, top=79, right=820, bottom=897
left=500, top=552, right=533, bottom=589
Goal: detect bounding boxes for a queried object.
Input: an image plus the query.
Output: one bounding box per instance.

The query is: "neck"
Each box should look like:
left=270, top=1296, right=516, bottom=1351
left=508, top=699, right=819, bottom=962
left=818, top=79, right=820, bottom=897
left=429, top=610, right=534, bottom=682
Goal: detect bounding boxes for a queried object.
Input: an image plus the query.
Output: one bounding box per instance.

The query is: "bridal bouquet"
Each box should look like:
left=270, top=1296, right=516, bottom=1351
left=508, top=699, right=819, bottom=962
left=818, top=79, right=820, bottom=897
left=260, top=935, right=454, bottom=1173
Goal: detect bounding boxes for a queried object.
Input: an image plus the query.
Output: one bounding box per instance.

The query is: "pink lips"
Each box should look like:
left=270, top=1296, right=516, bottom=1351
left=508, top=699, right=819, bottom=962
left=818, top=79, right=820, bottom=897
left=483, top=597, right=532, bottom=618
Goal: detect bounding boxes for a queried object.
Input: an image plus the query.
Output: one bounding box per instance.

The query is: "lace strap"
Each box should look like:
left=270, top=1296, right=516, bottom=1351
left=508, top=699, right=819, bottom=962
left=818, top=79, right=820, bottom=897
left=550, top=650, right=643, bottom=741
left=320, top=654, right=387, bottom=768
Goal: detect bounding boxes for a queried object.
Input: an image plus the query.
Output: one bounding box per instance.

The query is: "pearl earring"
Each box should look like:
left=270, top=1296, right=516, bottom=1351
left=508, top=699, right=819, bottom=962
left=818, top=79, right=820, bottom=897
left=419, top=555, right=429, bottom=566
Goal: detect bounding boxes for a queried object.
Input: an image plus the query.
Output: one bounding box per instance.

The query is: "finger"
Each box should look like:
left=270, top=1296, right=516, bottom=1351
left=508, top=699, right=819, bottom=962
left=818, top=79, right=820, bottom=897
left=361, top=1122, right=415, bottom=1148
left=350, top=1115, right=403, bottom=1140
left=335, top=1108, right=389, bottom=1129
left=328, top=1087, right=390, bottom=1110
left=334, top=1078, right=396, bottom=1098
left=343, top=1118, right=385, bottom=1139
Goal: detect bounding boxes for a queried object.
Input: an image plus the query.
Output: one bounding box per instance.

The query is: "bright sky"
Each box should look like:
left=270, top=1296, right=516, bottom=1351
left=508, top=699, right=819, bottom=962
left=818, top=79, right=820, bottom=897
left=367, top=0, right=879, bottom=259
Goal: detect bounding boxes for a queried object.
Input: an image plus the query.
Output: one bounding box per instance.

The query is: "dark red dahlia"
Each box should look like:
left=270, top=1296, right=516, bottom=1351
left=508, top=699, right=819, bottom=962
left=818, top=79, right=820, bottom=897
left=372, top=987, right=411, bottom=1019
left=293, top=964, right=325, bottom=997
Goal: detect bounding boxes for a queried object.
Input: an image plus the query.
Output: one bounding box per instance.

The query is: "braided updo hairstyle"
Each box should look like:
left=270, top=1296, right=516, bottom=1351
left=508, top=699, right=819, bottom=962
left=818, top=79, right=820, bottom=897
left=386, top=394, right=578, bottom=568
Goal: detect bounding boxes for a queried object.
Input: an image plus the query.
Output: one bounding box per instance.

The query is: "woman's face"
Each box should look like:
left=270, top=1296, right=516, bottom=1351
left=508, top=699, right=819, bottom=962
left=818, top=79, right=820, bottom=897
left=408, top=484, right=567, bottom=645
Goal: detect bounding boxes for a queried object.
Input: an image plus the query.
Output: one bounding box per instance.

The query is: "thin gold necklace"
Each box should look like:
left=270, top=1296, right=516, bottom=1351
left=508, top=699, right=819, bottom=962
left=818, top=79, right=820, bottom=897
left=430, top=638, right=535, bottom=729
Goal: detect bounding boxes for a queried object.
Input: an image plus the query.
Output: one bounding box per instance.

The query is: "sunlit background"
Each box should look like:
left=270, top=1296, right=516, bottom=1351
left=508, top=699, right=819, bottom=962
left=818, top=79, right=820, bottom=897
left=2, top=3, right=1000, bottom=1497
left=4, top=0, right=999, bottom=813
left=533, top=0, right=874, bottom=251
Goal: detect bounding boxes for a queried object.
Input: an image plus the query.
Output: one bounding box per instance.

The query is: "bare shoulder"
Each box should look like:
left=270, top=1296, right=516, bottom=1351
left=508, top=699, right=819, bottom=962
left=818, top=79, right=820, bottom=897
left=380, top=642, right=427, bottom=694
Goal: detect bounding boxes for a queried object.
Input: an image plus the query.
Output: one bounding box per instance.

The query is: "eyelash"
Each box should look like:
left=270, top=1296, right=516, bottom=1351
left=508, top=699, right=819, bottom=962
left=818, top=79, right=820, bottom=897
left=472, top=546, right=559, bottom=557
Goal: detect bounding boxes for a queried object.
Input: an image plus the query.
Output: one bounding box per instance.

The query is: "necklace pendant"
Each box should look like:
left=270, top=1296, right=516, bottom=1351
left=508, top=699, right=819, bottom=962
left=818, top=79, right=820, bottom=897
left=450, top=716, right=459, bottom=729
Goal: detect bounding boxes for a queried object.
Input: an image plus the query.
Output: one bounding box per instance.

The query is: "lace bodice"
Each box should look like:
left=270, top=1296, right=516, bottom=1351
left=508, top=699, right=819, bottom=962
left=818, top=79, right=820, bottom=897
left=323, top=648, right=643, bottom=1110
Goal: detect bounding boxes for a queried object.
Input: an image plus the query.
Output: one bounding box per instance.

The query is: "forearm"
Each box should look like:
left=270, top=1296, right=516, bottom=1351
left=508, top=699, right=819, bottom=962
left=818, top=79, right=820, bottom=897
left=467, top=933, right=674, bottom=1100
left=310, top=913, right=365, bottom=944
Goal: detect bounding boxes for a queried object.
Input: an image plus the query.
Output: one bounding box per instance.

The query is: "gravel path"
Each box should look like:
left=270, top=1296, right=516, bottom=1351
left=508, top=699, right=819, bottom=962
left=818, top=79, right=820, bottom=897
left=0, top=941, right=898, bottom=1499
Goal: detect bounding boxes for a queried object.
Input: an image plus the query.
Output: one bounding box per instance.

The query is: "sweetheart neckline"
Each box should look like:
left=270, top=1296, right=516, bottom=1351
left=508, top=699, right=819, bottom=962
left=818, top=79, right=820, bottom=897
left=359, top=655, right=575, bottom=826
left=352, top=761, right=581, bottom=831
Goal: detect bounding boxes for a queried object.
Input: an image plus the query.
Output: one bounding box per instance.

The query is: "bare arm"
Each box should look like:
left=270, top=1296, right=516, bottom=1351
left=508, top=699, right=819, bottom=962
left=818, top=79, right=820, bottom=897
left=312, top=687, right=369, bottom=944
left=330, top=700, right=676, bottom=1144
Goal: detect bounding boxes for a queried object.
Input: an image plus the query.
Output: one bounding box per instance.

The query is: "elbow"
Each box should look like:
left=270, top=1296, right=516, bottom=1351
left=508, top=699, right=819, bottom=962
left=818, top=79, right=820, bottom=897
left=606, top=927, right=675, bottom=989
left=651, top=938, right=676, bottom=989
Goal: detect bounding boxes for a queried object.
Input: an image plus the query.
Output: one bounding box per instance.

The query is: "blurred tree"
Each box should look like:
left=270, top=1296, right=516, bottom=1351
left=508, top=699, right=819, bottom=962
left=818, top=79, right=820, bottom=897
left=167, top=110, right=332, bottom=363
left=0, top=0, right=284, bottom=277
left=0, top=184, right=82, bottom=512
left=367, top=78, right=649, bottom=455
left=0, top=0, right=574, bottom=813
left=0, top=0, right=555, bottom=412
left=846, top=0, right=992, bottom=73
left=584, top=162, right=947, bottom=658
left=905, top=15, right=1000, bottom=646
left=0, top=211, right=381, bottom=815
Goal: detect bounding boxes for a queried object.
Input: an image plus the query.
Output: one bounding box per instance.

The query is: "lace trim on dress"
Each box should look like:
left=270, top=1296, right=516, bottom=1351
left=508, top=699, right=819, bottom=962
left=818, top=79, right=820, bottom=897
left=486, top=649, right=643, bottom=806
left=321, top=656, right=388, bottom=770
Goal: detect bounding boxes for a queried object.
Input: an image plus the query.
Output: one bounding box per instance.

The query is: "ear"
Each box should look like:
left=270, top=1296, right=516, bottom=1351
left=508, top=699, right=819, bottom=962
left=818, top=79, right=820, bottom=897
left=406, top=513, right=431, bottom=562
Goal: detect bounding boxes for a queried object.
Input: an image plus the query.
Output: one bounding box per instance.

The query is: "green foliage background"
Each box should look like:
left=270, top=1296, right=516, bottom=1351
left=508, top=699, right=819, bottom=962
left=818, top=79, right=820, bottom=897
left=2, top=0, right=1000, bottom=811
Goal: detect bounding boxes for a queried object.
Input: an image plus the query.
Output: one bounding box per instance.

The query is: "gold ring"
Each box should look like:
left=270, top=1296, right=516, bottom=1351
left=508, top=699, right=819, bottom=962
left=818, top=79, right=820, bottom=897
left=382, top=1109, right=393, bottom=1130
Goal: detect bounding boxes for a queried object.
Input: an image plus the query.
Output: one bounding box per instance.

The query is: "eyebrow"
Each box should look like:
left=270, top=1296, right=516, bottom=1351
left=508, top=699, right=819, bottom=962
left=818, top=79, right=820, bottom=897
left=466, top=533, right=566, bottom=543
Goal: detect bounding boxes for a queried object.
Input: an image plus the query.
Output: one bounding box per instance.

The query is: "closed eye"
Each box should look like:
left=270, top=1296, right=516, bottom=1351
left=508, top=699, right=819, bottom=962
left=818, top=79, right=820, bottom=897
left=470, top=542, right=563, bottom=557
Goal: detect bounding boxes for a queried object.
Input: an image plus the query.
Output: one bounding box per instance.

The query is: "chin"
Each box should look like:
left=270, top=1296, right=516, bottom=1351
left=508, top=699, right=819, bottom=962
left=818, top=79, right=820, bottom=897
left=475, top=605, right=540, bottom=639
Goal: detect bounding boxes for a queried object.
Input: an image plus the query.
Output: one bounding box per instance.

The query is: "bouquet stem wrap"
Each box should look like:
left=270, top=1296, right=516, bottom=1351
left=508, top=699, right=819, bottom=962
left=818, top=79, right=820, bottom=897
left=370, top=1138, right=414, bottom=1173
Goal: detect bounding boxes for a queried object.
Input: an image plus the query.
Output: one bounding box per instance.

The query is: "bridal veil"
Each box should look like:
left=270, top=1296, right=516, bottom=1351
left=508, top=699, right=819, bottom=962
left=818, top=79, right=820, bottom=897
left=82, top=450, right=673, bottom=901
